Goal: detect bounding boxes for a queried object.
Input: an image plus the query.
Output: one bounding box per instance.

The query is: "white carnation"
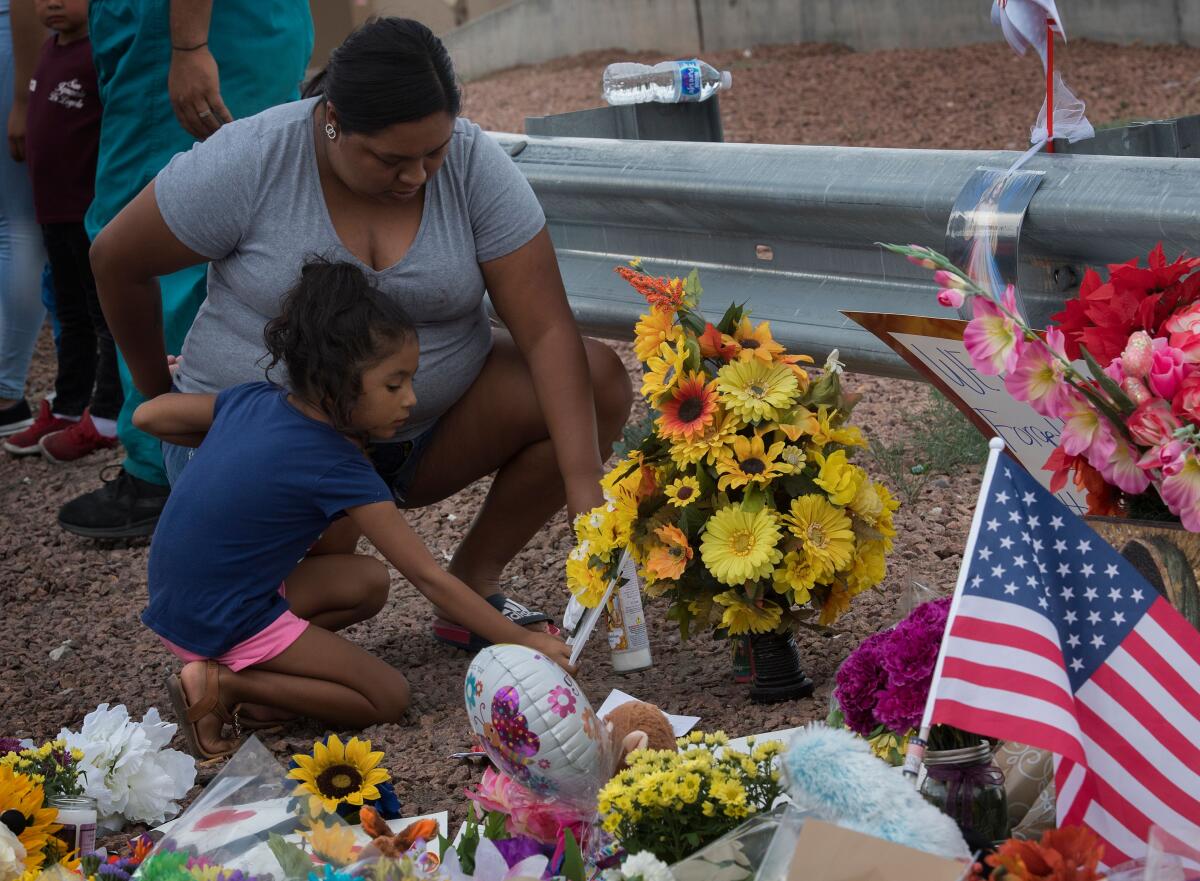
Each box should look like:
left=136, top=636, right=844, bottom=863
left=620, top=852, right=674, bottom=881
left=0, top=823, right=26, bottom=881
left=59, top=703, right=196, bottom=829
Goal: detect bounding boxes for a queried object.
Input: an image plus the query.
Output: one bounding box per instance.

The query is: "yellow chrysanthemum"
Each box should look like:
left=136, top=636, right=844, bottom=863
left=715, top=434, right=793, bottom=491
left=713, top=590, right=783, bottom=635
left=811, top=405, right=866, bottom=448
left=641, top=337, right=690, bottom=400
left=784, top=494, right=856, bottom=574
left=716, top=358, right=799, bottom=424
left=845, top=538, right=887, bottom=594
left=288, top=735, right=390, bottom=816
left=664, top=475, right=701, bottom=507
left=634, top=306, right=683, bottom=362
left=771, top=549, right=830, bottom=604
left=848, top=477, right=884, bottom=525
left=0, top=765, right=60, bottom=881
left=813, top=449, right=865, bottom=506
left=700, top=506, right=783, bottom=585
left=723, top=316, right=785, bottom=363
left=670, top=409, right=742, bottom=465
left=566, top=556, right=610, bottom=607
left=645, top=524, right=693, bottom=581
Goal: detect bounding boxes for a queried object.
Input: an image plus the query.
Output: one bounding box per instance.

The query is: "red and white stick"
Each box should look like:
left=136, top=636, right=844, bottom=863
left=1045, top=18, right=1056, bottom=152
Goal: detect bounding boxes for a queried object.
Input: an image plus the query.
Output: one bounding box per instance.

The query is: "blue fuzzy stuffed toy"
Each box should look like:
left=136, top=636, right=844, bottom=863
left=780, top=724, right=972, bottom=860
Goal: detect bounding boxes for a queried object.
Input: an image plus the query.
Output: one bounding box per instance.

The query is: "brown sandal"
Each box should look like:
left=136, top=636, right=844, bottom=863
left=165, top=660, right=238, bottom=760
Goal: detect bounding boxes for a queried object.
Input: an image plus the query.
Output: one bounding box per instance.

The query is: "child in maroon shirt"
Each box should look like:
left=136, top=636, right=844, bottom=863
left=4, top=0, right=123, bottom=461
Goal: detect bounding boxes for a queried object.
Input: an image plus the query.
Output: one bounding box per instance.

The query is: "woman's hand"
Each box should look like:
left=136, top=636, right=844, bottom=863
left=524, top=630, right=577, bottom=675
left=168, top=46, right=233, bottom=140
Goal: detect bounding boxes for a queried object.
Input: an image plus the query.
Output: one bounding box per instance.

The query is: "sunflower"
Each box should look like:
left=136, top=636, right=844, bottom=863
left=670, top=409, right=741, bottom=465
left=723, top=317, right=784, bottom=363
left=700, top=506, right=783, bottom=585
left=716, top=359, right=799, bottom=424
left=713, top=590, right=783, bottom=635
left=784, top=495, right=856, bottom=575
left=664, top=475, right=701, bottom=507
left=657, top=373, right=718, bottom=441
left=289, top=736, right=391, bottom=816
left=641, top=338, right=690, bottom=400
left=634, top=306, right=683, bottom=362
left=0, top=765, right=60, bottom=881
left=715, top=434, right=793, bottom=491
left=645, top=525, right=694, bottom=581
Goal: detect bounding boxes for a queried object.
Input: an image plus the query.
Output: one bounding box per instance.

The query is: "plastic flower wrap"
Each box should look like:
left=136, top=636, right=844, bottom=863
left=597, top=731, right=783, bottom=865
left=889, top=242, right=1200, bottom=529
left=568, top=263, right=895, bottom=637
left=58, top=704, right=195, bottom=830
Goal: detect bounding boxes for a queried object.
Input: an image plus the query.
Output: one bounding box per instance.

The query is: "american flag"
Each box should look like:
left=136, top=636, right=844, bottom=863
left=927, top=448, right=1200, bottom=864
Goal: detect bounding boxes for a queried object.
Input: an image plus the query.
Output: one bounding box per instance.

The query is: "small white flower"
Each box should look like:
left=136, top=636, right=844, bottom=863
left=823, top=348, right=845, bottom=375
left=589, top=511, right=606, bottom=529
left=0, top=823, right=27, bottom=881
left=621, top=851, right=675, bottom=881
left=780, top=445, right=806, bottom=467
left=569, top=540, right=590, bottom=561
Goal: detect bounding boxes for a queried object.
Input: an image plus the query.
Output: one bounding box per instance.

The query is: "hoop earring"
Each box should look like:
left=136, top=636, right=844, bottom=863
left=324, top=122, right=337, bottom=140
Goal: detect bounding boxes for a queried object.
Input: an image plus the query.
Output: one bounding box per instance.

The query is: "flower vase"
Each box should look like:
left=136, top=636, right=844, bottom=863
left=747, top=632, right=814, bottom=704
left=919, top=742, right=1010, bottom=845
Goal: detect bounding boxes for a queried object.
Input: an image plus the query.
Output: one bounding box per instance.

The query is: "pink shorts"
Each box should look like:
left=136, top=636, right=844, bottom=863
left=159, top=584, right=308, bottom=672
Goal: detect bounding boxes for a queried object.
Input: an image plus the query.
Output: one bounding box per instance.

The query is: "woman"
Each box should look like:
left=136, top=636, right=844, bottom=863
left=91, top=18, right=633, bottom=645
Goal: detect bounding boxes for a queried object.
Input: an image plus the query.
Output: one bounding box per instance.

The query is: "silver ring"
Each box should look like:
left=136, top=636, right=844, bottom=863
left=197, top=109, right=212, bottom=119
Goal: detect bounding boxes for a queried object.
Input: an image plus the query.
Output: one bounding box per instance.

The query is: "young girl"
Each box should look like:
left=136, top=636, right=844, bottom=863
left=134, top=260, right=572, bottom=759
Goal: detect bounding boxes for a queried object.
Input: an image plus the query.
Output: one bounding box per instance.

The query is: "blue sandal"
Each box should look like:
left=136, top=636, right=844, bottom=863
left=433, top=593, right=554, bottom=652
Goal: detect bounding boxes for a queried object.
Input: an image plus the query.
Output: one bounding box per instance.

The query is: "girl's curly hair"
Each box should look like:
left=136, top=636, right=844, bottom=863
left=263, top=258, right=416, bottom=436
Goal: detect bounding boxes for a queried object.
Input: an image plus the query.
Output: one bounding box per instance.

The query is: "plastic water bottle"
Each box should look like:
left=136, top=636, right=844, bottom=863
left=602, top=59, right=732, bottom=105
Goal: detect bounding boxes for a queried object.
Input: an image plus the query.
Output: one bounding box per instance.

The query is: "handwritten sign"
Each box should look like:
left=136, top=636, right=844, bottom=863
left=845, top=312, right=1087, bottom=515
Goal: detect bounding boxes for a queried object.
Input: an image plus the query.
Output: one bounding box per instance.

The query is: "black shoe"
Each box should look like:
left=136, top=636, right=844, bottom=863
left=0, top=399, right=33, bottom=437
left=57, top=466, right=171, bottom=539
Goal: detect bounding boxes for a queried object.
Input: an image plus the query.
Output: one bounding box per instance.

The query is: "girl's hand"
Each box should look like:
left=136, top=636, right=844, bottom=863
left=525, top=630, right=576, bottom=675
left=167, top=354, right=183, bottom=378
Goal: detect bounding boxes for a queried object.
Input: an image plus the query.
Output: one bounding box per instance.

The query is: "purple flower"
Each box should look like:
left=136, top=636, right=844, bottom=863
left=834, top=630, right=891, bottom=736
left=873, top=680, right=928, bottom=733
left=0, top=738, right=22, bottom=755
left=879, top=598, right=950, bottom=690
left=492, top=835, right=552, bottom=867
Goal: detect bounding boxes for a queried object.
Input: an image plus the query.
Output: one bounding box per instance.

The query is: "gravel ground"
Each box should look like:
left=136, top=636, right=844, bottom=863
left=3, top=37, right=1198, bottom=836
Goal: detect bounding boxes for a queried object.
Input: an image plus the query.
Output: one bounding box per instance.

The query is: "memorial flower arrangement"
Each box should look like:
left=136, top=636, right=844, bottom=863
left=0, top=740, right=84, bottom=803
left=597, top=731, right=783, bottom=865
left=567, top=262, right=896, bottom=637
left=0, top=764, right=61, bottom=881
left=970, top=826, right=1105, bottom=881
left=288, top=736, right=400, bottom=823
left=889, top=242, right=1200, bottom=529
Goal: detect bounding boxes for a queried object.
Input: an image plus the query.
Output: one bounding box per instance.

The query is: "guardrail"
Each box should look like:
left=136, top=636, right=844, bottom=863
left=491, top=133, right=1200, bottom=379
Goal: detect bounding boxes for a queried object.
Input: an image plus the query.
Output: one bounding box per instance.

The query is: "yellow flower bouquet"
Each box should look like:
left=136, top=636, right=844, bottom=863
left=567, top=262, right=896, bottom=638
left=597, top=732, right=783, bottom=865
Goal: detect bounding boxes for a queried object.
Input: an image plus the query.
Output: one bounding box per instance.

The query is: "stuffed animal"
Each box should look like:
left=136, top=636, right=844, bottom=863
left=603, top=701, right=677, bottom=772
left=781, top=724, right=971, bottom=860
left=359, top=806, right=439, bottom=859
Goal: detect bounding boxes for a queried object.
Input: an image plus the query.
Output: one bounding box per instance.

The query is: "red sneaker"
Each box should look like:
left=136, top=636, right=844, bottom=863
left=39, top=413, right=119, bottom=463
left=3, top=399, right=74, bottom=455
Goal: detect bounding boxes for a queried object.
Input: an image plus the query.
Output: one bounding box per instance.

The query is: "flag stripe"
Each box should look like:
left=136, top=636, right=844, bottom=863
left=1129, top=612, right=1200, bottom=719
left=935, top=675, right=1084, bottom=743
left=952, top=610, right=1063, bottom=664
left=1055, top=757, right=1088, bottom=828
left=1080, top=799, right=1137, bottom=868
left=1149, top=597, right=1200, bottom=661
left=931, top=696, right=1086, bottom=762
left=944, top=633, right=1073, bottom=693
left=941, top=655, right=1077, bottom=718
left=1118, top=635, right=1200, bottom=745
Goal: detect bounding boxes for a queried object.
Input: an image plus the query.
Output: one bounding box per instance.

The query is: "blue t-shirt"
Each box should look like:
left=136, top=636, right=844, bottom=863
left=144, top=382, right=393, bottom=656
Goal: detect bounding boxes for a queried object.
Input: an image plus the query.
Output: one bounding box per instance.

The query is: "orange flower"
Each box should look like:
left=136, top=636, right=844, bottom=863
left=979, top=825, right=1104, bottom=881
left=698, top=323, right=738, bottom=361
left=658, top=372, right=719, bottom=441
left=778, top=352, right=814, bottom=392
left=645, top=524, right=693, bottom=580
left=616, top=266, right=685, bottom=311
left=724, top=316, right=785, bottom=362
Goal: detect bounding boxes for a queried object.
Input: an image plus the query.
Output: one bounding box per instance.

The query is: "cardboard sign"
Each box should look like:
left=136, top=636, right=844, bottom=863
left=787, top=820, right=969, bottom=881
left=844, top=311, right=1087, bottom=515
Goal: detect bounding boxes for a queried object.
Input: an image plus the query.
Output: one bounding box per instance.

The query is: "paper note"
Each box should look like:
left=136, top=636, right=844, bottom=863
left=595, top=688, right=699, bottom=737
left=787, top=819, right=970, bottom=881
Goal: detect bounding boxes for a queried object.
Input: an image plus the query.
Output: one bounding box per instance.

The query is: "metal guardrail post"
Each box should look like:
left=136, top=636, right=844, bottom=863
left=490, top=133, right=1200, bottom=379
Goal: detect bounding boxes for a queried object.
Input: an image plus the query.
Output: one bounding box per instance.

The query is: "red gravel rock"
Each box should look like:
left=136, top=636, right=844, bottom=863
left=4, top=38, right=1198, bottom=830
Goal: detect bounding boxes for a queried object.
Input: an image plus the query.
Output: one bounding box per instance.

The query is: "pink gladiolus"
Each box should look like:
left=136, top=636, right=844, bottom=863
left=933, top=270, right=966, bottom=290
left=1164, top=301, right=1200, bottom=336
left=1100, top=440, right=1151, bottom=494
left=1127, top=399, right=1180, bottom=448
left=1172, top=371, right=1200, bottom=425
left=1160, top=455, right=1200, bottom=532
left=1120, top=330, right=1155, bottom=378
left=963, top=285, right=1024, bottom=376
left=1149, top=343, right=1189, bottom=399
left=937, top=288, right=965, bottom=308
left=906, top=247, right=937, bottom=270
left=1058, top=392, right=1116, bottom=461
left=1005, top=328, right=1071, bottom=418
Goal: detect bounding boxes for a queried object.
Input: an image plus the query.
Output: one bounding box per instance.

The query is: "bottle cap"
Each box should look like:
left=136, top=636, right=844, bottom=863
left=721, top=71, right=733, bottom=90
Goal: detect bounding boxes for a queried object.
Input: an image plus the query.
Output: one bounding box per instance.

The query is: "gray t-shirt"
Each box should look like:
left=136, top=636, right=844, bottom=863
left=157, top=97, right=545, bottom=441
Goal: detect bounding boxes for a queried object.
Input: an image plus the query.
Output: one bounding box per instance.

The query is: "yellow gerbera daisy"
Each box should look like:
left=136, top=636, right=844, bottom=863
left=723, top=316, right=785, bottom=363
left=634, top=306, right=683, bottom=362
left=645, top=524, right=694, bottom=581
left=664, top=475, right=701, bottom=507
left=670, top=409, right=741, bottom=465
left=713, top=590, right=783, bottom=635
left=783, top=494, right=856, bottom=574
left=813, top=449, right=865, bottom=506
left=700, top=506, right=783, bottom=585
left=0, top=765, right=60, bottom=881
left=288, top=735, right=390, bottom=816
left=716, top=359, right=799, bottom=424
left=641, top=338, right=690, bottom=401
left=715, top=434, right=793, bottom=491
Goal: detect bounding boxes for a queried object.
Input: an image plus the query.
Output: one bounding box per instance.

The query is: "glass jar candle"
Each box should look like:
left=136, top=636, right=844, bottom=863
left=919, top=742, right=1011, bottom=844
left=50, top=797, right=97, bottom=854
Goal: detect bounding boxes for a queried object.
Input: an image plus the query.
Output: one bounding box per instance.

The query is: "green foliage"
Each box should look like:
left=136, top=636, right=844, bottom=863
left=612, top=413, right=656, bottom=459
left=560, top=828, right=586, bottom=881
left=268, top=834, right=314, bottom=881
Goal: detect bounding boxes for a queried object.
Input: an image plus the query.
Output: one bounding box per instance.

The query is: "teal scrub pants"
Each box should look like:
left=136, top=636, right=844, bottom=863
left=86, top=0, right=313, bottom=484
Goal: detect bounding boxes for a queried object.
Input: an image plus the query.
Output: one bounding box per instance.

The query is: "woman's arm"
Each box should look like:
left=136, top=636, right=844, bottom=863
left=483, top=228, right=606, bottom=518
left=90, top=182, right=210, bottom=399
left=347, top=501, right=574, bottom=669
left=7, top=0, right=41, bottom=161
left=132, top=393, right=217, bottom=447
